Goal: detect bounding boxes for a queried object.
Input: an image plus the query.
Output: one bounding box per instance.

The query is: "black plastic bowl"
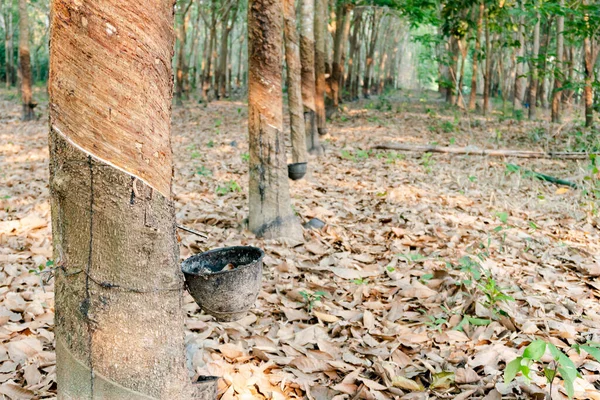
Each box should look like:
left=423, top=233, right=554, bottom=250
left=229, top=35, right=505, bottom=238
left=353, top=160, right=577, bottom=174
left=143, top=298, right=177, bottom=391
left=288, top=162, right=308, bottom=180
left=182, top=246, right=264, bottom=322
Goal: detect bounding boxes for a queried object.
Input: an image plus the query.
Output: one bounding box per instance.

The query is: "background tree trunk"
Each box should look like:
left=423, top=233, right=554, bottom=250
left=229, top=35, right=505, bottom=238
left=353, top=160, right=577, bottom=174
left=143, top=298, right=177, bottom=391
left=529, top=11, right=540, bottom=120
left=314, top=0, right=328, bottom=134
left=299, top=0, right=321, bottom=154
left=469, top=1, right=484, bottom=110
left=583, top=35, right=598, bottom=127
left=248, top=0, right=303, bottom=240
left=551, top=1, right=564, bottom=123
left=483, top=16, right=492, bottom=115
left=512, top=1, right=525, bottom=111
left=283, top=0, right=308, bottom=165
left=18, top=0, right=34, bottom=120
left=48, top=0, right=203, bottom=398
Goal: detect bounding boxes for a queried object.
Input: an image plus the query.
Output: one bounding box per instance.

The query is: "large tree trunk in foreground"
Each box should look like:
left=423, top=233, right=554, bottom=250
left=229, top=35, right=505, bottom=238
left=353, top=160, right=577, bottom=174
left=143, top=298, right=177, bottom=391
left=299, top=0, right=322, bottom=155
left=49, top=1, right=208, bottom=398
left=551, top=1, right=564, bottom=123
left=248, top=0, right=303, bottom=240
left=314, top=0, right=327, bottom=135
left=18, top=0, right=34, bottom=120
left=283, top=0, right=308, bottom=165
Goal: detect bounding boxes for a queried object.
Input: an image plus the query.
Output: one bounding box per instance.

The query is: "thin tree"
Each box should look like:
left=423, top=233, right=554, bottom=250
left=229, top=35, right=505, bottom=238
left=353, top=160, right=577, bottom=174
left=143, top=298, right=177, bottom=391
left=18, top=0, right=34, bottom=120
left=529, top=9, right=540, bottom=120
left=248, top=0, right=303, bottom=239
left=49, top=1, right=211, bottom=397
left=469, top=1, right=484, bottom=110
left=283, top=0, right=308, bottom=166
left=551, top=0, right=564, bottom=123
left=175, top=0, right=194, bottom=106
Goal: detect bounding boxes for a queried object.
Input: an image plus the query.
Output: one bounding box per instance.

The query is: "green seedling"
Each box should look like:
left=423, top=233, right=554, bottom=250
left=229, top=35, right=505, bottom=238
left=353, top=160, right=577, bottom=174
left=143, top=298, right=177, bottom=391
left=241, top=152, right=250, bottom=162
left=196, top=166, right=211, bottom=176
left=206, top=140, right=215, bottom=148
left=299, top=290, right=327, bottom=312
left=216, top=180, right=241, bottom=196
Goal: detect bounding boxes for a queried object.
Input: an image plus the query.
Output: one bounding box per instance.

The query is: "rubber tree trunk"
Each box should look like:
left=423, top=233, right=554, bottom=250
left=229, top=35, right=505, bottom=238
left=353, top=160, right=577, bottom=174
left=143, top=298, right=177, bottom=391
left=528, top=12, right=540, bottom=120
left=338, top=4, right=352, bottom=99
left=18, top=0, right=34, bottom=120
left=583, top=35, right=598, bottom=127
left=330, top=2, right=347, bottom=109
left=446, top=35, right=458, bottom=105
left=248, top=0, right=303, bottom=240
left=483, top=16, right=492, bottom=115
left=49, top=1, right=216, bottom=398
left=202, top=4, right=217, bottom=104
left=217, top=2, right=238, bottom=99
left=175, top=0, right=192, bottom=106
left=345, top=9, right=361, bottom=97
left=469, top=1, right=484, bottom=110
left=283, top=0, right=308, bottom=165
left=299, top=0, right=322, bottom=154
left=551, top=0, right=564, bottom=123
left=513, top=1, right=525, bottom=111
left=538, top=22, right=551, bottom=109
left=314, top=0, right=328, bottom=134
left=362, top=10, right=380, bottom=99
left=4, top=5, right=13, bottom=88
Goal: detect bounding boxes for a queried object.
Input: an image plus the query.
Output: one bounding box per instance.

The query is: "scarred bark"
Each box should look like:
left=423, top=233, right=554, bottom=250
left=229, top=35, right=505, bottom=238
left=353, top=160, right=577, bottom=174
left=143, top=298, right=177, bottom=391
left=49, top=0, right=211, bottom=398
left=248, top=0, right=303, bottom=240
left=18, top=0, right=35, bottom=120
left=314, top=0, right=327, bottom=134
left=299, top=0, right=321, bottom=154
left=283, top=0, right=308, bottom=165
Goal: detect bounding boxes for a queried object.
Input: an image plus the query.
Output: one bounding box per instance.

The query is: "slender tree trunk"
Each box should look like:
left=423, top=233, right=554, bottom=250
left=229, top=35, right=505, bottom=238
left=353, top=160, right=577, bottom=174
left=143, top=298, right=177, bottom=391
left=483, top=15, right=492, bottom=115
left=551, top=1, right=564, bottom=123
left=236, top=29, right=244, bottom=88
left=283, top=0, right=308, bottom=165
left=513, top=1, right=525, bottom=111
left=300, top=0, right=322, bottom=154
left=18, top=0, right=34, bottom=120
left=330, top=3, right=350, bottom=108
left=49, top=1, right=214, bottom=398
left=248, top=0, right=303, bottom=240
left=189, top=7, right=201, bottom=91
left=338, top=4, right=352, bottom=100
left=446, top=35, right=458, bottom=105
left=345, top=9, right=361, bottom=98
left=529, top=11, right=540, bottom=120
left=583, top=36, right=599, bottom=127
left=314, top=0, right=328, bottom=134
left=175, top=0, right=192, bottom=106
left=217, top=2, right=238, bottom=99
left=538, top=21, right=551, bottom=109
left=202, top=5, right=217, bottom=104
left=362, top=10, right=380, bottom=99
left=469, top=1, right=484, bottom=110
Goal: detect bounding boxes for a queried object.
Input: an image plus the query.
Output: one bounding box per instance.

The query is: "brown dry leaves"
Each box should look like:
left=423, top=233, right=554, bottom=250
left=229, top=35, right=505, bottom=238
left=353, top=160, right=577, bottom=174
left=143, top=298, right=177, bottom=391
left=2, top=90, right=600, bottom=399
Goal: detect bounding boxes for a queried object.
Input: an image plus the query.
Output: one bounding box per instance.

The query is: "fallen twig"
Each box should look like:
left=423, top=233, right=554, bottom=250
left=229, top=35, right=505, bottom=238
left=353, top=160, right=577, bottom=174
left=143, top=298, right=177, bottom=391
left=372, top=142, right=595, bottom=160
left=177, top=224, right=208, bottom=239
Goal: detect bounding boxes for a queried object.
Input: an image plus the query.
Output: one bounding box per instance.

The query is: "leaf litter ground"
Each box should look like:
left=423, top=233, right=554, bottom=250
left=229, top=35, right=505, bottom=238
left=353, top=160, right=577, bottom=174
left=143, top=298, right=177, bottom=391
left=1, top=89, right=600, bottom=399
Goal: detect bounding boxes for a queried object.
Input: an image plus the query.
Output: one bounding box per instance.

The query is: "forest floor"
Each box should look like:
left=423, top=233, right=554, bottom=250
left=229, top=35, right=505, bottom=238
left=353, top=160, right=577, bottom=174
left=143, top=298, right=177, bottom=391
left=1, top=88, right=600, bottom=399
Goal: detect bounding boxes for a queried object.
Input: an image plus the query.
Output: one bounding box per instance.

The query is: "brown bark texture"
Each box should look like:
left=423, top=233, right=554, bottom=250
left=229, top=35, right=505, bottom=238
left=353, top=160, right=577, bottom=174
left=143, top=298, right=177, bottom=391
left=283, top=0, right=308, bottom=164
left=314, top=0, right=327, bottom=134
left=299, top=0, right=321, bottom=154
left=49, top=0, right=210, bottom=398
left=49, top=0, right=174, bottom=196
left=248, top=0, right=303, bottom=239
left=18, top=0, right=34, bottom=120
left=469, top=2, right=484, bottom=110
left=551, top=2, right=564, bottom=123
left=529, top=13, right=540, bottom=120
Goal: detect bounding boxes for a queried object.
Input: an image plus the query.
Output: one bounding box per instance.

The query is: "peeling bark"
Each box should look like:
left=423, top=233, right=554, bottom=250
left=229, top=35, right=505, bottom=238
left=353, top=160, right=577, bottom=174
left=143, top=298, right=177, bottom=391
left=49, top=0, right=204, bottom=398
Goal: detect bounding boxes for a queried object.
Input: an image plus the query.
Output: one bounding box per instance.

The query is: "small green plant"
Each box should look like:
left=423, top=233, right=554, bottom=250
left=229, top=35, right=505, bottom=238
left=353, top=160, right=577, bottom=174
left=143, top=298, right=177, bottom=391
left=425, top=315, right=448, bottom=332
left=190, top=151, right=201, bottom=159
left=352, top=278, right=368, bottom=285
left=214, top=118, right=222, bottom=128
left=454, top=315, right=491, bottom=331
left=196, top=166, right=211, bottom=176
left=206, top=140, right=215, bottom=148
left=341, top=149, right=356, bottom=161
left=504, top=340, right=600, bottom=399
left=386, top=266, right=395, bottom=272
left=299, top=290, right=327, bottom=312
left=440, top=120, right=455, bottom=133
left=355, top=149, right=370, bottom=160
left=421, top=152, right=435, bottom=173
left=241, top=152, right=250, bottom=162
left=399, top=252, right=427, bottom=264
left=216, top=180, right=241, bottom=196
left=478, top=275, right=514, bottom=317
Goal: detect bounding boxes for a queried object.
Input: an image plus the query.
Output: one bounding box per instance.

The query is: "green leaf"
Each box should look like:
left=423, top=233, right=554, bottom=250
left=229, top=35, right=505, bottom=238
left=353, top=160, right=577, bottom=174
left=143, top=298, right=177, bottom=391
left=467, top=317, right=491, bottom=326
left=520, top=364, right=532, bottom=381
left=504, top=357, right=522, bottom=383
left=580, top=345, right=600, bottom=363
left=544, top=367, right=557, bottom=383
left=523, top=340, right=546, bottom=361
left=559, top=367, right=575, bottom=399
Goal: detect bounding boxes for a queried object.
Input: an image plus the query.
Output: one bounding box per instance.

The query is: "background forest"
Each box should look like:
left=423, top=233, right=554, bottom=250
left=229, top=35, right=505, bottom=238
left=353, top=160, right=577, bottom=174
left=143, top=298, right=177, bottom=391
left=1, top=0, right=600, bottom=399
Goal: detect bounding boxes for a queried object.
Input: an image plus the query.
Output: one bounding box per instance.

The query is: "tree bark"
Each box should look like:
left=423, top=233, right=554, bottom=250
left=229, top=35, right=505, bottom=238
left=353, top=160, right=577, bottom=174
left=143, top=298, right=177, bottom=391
left=18, top=0, right=34, bottom=120
left=551, top=0, right=564, bottom=123
left=202, top=2, right=217, bottom=104
left=483, top=15, right=492, bottom=115
left=345, top=9, right=361, bottom=99
left=362, top=10, right=380, bottom=99
left=529, top=11, right=540, bottom=120
left=583, top=35, right=599, bottom=127
left=175, top=0, right=193, bottom=106
left=216, top=1, right=238, bottom=99
left=314, top=0, right=328, bottom=134
left=469, top=1, right=484, bottom=110
left=283, top=0, right=308, bottom=165
left=513, top=0, right=525, bottom=111
left=49, top=0, right=213, bottom=398
left=330, top=3, right=350, bottom=108
left=299, top=0, right=321, bottom=154
left=248, top=0, right=303, bottom=240
left=3, top=2, right=14, bottom=88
